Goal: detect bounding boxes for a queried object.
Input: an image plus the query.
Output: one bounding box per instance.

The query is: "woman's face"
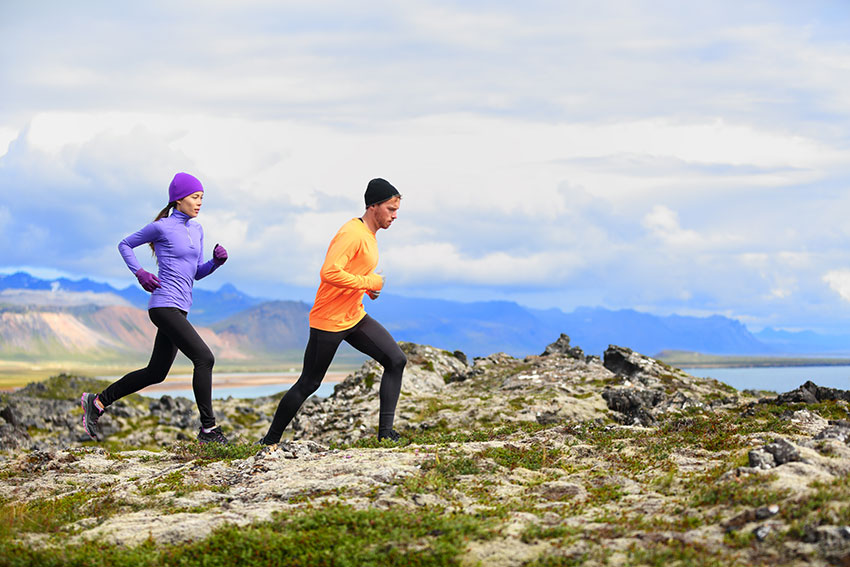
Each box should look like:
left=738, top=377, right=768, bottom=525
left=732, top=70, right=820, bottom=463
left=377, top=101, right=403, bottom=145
left=176, top=192, right=203, bottom=217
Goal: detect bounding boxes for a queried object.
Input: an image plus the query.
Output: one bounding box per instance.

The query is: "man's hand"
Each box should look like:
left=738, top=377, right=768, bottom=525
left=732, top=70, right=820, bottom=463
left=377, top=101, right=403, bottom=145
left=367, top=273, right=385, bottom=300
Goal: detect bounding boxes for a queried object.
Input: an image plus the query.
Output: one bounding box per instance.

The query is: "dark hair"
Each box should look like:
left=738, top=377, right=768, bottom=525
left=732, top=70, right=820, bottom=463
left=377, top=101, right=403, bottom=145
left=149, top=202, right=176, bottom=256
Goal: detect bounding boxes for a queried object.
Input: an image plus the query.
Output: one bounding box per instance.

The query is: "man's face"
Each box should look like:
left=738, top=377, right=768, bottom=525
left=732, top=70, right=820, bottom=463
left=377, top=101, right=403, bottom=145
left=372, top=196, right=400, bottom=230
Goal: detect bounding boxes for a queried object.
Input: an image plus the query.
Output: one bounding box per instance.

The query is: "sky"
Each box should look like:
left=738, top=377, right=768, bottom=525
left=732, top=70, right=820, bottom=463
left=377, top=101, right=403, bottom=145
left=3, top=1, right=850, bottom=333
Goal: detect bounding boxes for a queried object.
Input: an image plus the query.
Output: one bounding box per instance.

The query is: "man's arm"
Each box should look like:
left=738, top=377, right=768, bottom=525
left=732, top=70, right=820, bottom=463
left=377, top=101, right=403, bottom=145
left=320, top=231, right=383, bottom=291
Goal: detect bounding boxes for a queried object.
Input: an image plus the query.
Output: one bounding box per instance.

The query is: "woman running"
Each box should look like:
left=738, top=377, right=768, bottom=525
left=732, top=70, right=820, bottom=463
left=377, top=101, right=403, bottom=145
left=81, top=172, right=230, bottom=444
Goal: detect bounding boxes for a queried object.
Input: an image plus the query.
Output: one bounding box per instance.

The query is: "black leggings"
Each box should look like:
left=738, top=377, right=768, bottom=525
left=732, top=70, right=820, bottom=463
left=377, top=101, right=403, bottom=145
left=265, top=314, right=406, bottom=443
left=98, top=307, right=216, bottom=429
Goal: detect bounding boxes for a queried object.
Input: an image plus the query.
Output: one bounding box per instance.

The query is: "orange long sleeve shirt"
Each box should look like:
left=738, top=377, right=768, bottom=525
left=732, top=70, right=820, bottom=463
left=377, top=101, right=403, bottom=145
left=309, top=218, right=384, bottom=332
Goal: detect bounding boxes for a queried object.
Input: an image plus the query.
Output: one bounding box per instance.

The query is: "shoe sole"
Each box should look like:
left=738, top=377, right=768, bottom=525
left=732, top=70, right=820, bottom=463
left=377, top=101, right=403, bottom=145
left=81, top=393, right=97, bottom=440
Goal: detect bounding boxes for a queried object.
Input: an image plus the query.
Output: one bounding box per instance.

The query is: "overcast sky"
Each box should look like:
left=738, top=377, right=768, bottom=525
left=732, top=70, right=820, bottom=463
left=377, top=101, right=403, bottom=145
left=3, top=1, right=850, bottom=332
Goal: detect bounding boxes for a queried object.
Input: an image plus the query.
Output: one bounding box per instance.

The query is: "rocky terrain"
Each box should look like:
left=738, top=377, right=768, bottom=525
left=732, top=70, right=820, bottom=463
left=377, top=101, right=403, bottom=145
left=2, top=334, right=850, bottom=566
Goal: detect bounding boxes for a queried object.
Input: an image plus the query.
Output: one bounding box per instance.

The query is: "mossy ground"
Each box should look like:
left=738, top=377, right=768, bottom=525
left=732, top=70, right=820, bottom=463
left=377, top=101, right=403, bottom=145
left=2, top=356, right=850, bottom=566
left=0, top=402, right=847, bottom=566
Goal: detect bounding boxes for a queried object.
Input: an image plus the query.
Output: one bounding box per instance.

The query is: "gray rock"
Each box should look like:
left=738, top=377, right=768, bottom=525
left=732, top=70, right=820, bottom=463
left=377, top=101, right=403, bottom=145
left=601, top=388, right=663, bottom=425
left=149, top=395, right=196, bottom=429
left=756, top=504, right=780, bottom=519
left=748, top=449, right=776, bottom=469
left=816, top=424, right=850, bottom=444
left=1, top=405, right=20, bottom=427
left=764, top=438, right=800, bottom=465
left=541, top=334, right=585, bottom=360
left=537, top=481, right=583, bottom=501
left=773, top=381, right=850, bottom=405
left=753, top=524, right=772, bottom=541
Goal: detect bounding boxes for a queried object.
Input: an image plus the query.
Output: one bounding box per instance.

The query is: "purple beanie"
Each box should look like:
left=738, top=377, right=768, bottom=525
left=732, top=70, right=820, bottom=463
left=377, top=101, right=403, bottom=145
left=168, top=172, right=204, bottom=203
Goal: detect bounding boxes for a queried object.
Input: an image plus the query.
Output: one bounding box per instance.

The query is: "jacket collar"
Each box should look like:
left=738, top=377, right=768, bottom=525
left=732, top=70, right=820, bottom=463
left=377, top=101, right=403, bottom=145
left=171, top=209, right=192, bottom=224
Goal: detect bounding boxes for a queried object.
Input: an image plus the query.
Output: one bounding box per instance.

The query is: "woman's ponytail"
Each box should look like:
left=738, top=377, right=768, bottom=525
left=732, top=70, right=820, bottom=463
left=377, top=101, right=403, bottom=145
left=149, top=202, right=176, bottom=256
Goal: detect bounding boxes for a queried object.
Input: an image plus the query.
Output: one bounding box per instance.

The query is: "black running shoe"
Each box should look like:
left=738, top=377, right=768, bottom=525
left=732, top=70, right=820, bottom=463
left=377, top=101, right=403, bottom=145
left=197, top=426, right=229, bottom=444
left=378, top=429, right=401, bottom=442
left=80, top=393, right=103, bottom=440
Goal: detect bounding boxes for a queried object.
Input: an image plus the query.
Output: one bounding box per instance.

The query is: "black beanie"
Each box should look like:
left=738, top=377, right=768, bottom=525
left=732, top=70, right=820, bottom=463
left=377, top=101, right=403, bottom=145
left=364, top=178, right=400, bottom=207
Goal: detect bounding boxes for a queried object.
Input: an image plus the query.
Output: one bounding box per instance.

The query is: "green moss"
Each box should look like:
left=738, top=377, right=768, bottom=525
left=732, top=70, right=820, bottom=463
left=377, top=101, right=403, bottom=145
left=421, top=452, right=482, bottom=477
left=167, top=441, right=259, bottom=464
left=228, top=410, right=259, bottom=429
left=625, top=539, right=748, bottom=567
left=478, top=444, right=563, bottom=471
left=524, top=554, right=590, bottom=567
left=520, top=523, right=581, bottom=544
left=288, top=487, right=348, bottom=504
left=586, top=481, right=625, bottom=505
left=137, top=470, right=227, bottom=498
left=415, top=397, right=464, bottom=421
left=689, top=468, right=787, bottom=508
left=20, top=374, right=144, bottom=404
left=0, top=489, right=122, bottom=537
left=363, top=371, right=377, bottom=390
left=0, top=503, right=495, bottom=567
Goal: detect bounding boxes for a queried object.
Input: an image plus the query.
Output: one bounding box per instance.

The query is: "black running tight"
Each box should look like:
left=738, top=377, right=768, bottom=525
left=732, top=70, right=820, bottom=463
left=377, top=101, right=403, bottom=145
left=98, top=307, right=216, bottom=429
left=265, top=315, right=406, bottom=443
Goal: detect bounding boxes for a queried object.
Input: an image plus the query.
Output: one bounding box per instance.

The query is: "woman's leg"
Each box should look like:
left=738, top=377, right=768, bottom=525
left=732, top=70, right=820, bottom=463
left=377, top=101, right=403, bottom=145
left=344, top=315, right=407, bottom=437
left=263, top=328, right=345, bottom=443
left=98, top=310, right=179, bottom=407
left=147, top=308, right=217, bottom=430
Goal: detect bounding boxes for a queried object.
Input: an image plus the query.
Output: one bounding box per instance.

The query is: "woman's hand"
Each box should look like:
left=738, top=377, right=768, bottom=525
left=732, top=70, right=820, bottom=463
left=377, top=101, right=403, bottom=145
left=135, top=269, right=161, bottom=292
left=213, top=243, right=228, bottom=266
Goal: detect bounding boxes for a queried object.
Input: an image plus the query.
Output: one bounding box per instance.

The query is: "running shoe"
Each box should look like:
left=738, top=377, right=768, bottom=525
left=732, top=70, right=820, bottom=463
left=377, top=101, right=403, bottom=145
left=378, top=429, right=401, bottom=442
left=80, top=393, right=103, bottom=440
left=197, top=426, right=229, bottom=444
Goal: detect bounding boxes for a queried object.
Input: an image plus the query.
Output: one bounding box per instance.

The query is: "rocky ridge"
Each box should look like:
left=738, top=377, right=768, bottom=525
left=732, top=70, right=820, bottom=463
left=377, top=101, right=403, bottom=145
left=1, top=335, right=850, bottom=565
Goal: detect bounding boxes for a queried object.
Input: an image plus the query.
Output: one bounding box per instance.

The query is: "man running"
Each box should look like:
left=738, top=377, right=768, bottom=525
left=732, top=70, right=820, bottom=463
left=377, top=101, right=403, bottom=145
left=259, top=178, right=407, bottom=444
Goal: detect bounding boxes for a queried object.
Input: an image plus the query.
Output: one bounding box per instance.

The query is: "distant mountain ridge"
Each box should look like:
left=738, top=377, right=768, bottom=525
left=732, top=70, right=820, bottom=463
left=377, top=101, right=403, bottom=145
left=2, top=271, right=848, bottom=359
left=366, top=296, right=773, bottom=357
left=0, top=272, right=265, bottom=326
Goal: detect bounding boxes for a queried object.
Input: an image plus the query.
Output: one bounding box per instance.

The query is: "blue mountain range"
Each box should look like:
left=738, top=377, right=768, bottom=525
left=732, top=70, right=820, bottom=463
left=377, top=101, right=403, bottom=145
left=1, top=271, right=846, bottom=358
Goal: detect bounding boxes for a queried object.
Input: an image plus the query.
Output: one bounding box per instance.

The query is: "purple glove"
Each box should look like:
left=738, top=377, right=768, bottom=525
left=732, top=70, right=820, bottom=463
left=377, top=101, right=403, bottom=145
left=135, top=269, right=161, bottom=292
left=213, top=243, right=228, bottom=266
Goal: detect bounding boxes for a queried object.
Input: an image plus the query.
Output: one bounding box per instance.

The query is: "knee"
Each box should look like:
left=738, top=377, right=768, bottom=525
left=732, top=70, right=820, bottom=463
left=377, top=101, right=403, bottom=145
left=146, top=369, right=169, bottom=385
left=385, top=350, right=407, bottom=373
left=295, top=376, right=322, bottom=397
left=193, top=349, right=215, bottom=370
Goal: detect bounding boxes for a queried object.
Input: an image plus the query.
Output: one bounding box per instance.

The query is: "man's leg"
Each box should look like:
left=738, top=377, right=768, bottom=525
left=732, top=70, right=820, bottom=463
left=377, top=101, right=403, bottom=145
left=263, top=328, right=345, bottom=443
left=345, top=315, right=407, bottom=438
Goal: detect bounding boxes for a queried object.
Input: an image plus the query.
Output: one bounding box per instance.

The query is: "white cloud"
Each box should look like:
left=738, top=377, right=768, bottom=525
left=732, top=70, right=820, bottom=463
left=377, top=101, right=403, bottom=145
left=824, top=269, right=850, bottom=302
left=384, top=242, right=585, bottom=287
left=0, top=127, right=17, bottom=157
left=4, top=2, right=850, bottom=333
left=642, top=205, right=701, bottom=248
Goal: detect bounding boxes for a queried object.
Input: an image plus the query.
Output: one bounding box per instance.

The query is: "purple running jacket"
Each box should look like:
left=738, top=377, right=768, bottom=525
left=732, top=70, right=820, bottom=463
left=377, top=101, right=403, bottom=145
left=118, top=210, right=219, bottom=312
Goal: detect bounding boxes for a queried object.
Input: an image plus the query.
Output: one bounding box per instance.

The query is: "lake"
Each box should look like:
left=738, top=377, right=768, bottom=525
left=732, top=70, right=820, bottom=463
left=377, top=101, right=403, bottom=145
left=128, top=365, right=850, bottom=401
left=140, top=381, right=340, bottom=401
left=681, top=365, right=850, bottom=393
left=95, top=371, right=346, bottom=401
